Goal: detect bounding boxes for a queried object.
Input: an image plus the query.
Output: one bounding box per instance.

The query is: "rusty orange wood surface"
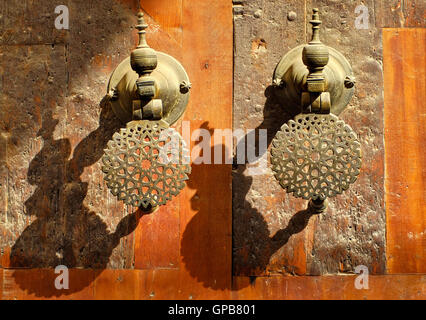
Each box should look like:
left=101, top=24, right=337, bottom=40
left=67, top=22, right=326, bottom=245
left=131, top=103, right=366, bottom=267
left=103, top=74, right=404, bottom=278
left=384, top=28, right=426, bottom=274
left=142, top=0, right=183, bottom=46
left=1, top=269, right=424, bottom=300
left=232, top=275, right=425, bottom=300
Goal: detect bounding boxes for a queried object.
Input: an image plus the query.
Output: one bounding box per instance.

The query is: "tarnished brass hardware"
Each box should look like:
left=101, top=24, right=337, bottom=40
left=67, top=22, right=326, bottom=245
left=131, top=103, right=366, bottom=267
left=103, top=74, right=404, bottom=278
left=309, top=198, right=328, bottom=214
left=108, top=13, right=190, bottom=126
left=180, top=81, right=192, bottom=94
left=102, top=12, right=191, bottom=210
left=270, top=9, right=362, bottom=213
left=271, top=114, right=361, bottom=200
left=273, top=10, right=354, bottom=116
left=102, top=120, right=191, bottom=209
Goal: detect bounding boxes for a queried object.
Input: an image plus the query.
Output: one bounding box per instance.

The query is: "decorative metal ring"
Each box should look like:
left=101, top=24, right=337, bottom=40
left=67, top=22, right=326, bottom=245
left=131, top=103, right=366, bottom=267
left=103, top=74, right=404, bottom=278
left=270, top=113, right=361, bottom=200
left=102, top=120, right=191, bottom=209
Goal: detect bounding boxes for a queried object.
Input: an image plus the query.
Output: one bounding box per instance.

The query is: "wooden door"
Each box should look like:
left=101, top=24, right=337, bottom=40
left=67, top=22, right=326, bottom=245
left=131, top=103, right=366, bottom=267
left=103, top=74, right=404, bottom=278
left=0, top=0, right=424, bottom=300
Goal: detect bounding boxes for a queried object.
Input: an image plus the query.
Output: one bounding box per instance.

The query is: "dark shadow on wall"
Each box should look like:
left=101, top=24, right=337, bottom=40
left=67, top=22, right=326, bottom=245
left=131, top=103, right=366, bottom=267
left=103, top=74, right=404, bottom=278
left=180, top=87, right=315, bottom=290
left=9, top=100, right=150, bottom=297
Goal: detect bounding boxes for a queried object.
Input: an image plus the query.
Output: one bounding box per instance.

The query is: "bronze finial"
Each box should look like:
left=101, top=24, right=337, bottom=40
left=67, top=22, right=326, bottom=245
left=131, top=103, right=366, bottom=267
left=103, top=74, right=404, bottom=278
left=131, top=11, right=158, bottom=78
left=302, top=8, right=329, bottom=93
left=136, top=12, right=149, bottom=49
left=309, top=8, right=322, bottom=44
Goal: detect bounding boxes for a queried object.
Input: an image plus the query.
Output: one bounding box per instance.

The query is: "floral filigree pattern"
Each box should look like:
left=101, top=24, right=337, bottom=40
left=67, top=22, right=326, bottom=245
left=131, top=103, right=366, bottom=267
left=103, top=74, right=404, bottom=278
left=271, top=113, right=361, bottom=200
left=102, top=120, right=191, bottom=208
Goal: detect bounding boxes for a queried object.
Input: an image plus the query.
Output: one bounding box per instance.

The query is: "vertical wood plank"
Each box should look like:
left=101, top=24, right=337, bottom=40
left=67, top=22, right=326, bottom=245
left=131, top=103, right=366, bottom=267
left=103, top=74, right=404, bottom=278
left=133, top=204, right=180, bottom=269
left=179, top=0, right=233, bottom=290
left=384, top=28, right=425, bottom=273
left=141, top=0, right=183, bottom=46
left=0, top=268, right=3, bottom=300
left=232, top=0, right=310, bottom=277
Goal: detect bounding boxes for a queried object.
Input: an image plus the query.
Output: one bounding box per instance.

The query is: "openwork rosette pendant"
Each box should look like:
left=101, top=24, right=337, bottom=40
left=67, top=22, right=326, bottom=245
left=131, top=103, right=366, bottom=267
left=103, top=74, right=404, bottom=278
left=271, top=114, right=361, bottom=212
left=103, top=12, right=191, bottom=211
left=102, top=120, right=190, bottom=210
left=270, top=9, right=362, bottom=213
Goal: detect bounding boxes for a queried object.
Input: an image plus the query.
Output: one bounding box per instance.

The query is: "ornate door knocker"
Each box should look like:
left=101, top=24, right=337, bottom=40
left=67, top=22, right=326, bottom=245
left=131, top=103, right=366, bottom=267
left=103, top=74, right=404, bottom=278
left=270, top=9, right=362, bottom=213
left=102, top=12, right=191, bottom=212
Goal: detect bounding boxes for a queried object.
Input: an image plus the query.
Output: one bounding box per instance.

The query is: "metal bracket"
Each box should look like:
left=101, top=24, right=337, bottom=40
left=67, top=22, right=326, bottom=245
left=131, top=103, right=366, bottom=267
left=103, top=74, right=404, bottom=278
left=107, top=12, right=190, bottom=126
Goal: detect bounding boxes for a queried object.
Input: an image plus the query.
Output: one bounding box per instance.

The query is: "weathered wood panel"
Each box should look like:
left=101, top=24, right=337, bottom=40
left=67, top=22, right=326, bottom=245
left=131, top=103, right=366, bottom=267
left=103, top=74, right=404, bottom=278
left=232, top=0, right=311, bottom=277
left=142, top=0, right=183, bottom=46
left=384, top=28, right=426, bottom=274
left=376, top=0, right=425, bottom=28
left=0, top=0, right=142, bottom=275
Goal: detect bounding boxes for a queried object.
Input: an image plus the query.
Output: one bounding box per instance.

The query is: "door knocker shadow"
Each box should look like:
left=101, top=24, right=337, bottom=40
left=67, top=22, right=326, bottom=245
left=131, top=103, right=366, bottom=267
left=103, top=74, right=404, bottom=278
left=180, top=87, right=317, bottom=290
left=9, top=98, right=150, bottom=297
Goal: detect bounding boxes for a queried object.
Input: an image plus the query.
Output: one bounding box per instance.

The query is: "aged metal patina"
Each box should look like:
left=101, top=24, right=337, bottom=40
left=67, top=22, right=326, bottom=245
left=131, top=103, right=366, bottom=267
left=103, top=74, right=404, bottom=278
left=271, top=113, right=362, bottom=210
left=107, top=12, right=191, bottom=126
left=102, top=12, right=191, bottom=211
left=102, top=120, right=190, bottom=210
left=270, top=8, right=361, bottom=213
left=273, top=9, right=354, bottom=116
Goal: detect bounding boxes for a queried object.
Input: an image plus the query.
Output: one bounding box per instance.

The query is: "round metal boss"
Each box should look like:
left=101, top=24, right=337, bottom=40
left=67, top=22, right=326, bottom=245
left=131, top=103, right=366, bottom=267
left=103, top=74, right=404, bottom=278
left=270, top=113, right=361, bottom=201
left=102, top=120, right=191, bottom=209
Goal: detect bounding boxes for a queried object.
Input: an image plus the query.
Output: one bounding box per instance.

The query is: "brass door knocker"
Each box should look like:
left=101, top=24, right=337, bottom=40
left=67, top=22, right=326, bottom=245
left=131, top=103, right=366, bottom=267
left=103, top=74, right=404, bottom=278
left=270, top=9, right=361, bottom=213
left=102, top=12, right=191, bottom=212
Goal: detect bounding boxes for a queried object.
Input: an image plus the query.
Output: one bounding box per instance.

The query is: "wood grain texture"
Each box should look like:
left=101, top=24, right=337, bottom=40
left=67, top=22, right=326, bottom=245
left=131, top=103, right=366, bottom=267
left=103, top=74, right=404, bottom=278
left=376, top=0, right=426, bottom=28
left=179, top=0, right=233, bottom=291
left=2, top=269, right=96, bottom=299
left=384, top=28, right=426, bottom=274
left=1, top=269, right=424, bottom=299
left=141, top=0, right=183, bottom=46
left=232, top=275, right=425, bottom=300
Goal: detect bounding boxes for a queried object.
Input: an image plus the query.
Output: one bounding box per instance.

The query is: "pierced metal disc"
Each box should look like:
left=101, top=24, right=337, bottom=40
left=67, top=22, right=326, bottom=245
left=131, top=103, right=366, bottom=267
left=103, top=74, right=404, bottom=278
left=270, top=113, right=361, bottom=201
left=102, top=120, right=191, bottom=209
